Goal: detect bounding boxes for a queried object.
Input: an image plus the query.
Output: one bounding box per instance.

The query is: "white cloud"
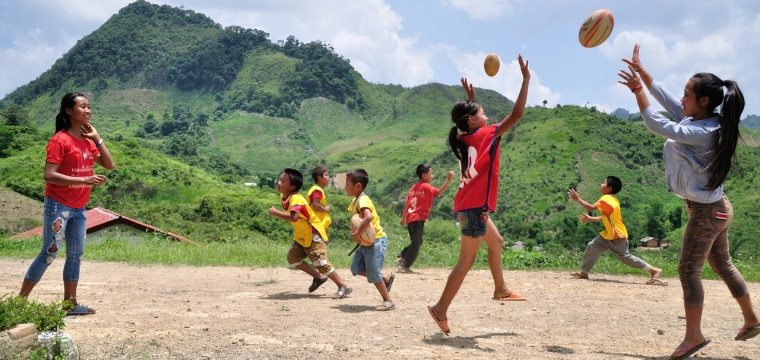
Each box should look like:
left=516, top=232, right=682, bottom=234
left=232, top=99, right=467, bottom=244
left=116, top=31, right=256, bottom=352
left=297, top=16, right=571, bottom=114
left=449, top=51, right=561, bottom=107
left=448, top=0, right=513, bottom=20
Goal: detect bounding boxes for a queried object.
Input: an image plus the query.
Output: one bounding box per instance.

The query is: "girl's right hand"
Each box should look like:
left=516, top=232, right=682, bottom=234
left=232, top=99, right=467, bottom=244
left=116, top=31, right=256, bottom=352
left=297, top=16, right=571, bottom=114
left=84, top=175, right=108, bottom=187
left=621, top=43, right=642, bottom=71
left=517, top=54, right=530, bottom=81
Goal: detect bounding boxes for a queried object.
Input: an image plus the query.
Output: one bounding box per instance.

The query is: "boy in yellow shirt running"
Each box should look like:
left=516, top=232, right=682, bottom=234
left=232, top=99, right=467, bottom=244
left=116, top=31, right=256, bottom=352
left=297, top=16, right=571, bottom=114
left=269, top=168, right=352, bottom=298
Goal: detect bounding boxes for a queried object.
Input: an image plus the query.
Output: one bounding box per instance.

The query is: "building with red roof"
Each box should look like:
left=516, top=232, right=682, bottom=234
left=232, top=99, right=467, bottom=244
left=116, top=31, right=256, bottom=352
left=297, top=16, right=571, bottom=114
left=11, top=207, right=193, bottom=244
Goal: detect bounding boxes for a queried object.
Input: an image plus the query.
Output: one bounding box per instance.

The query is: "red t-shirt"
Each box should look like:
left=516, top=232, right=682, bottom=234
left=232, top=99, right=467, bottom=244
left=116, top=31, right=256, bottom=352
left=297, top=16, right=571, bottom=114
left=453, top=124, right=500, bottom=212
left=404, top=181, right=439, bottom=223
left=309, top=189, right=323, bottom=203
left=44, top=131, right=100, bottom=209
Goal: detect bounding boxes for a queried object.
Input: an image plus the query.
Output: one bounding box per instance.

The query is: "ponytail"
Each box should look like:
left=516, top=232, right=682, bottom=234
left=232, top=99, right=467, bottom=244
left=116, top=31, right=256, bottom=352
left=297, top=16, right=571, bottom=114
left=691, top=73, right=745, bottom=190
left=55, top=93, right=87, bottom=133
left=449, top=99, right=480, bottom=175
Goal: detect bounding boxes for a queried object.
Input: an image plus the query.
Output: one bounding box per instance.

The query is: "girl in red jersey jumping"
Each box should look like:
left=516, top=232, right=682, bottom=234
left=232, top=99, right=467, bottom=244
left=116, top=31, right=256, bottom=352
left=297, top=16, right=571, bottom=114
left=427, top=55, right=530, bottom=336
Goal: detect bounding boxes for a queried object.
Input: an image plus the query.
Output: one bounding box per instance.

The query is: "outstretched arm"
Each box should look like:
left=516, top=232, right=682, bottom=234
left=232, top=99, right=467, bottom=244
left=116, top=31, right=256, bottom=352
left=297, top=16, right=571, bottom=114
left=621, top=44, right=653, bottom=90
left=495, top=54, right=530, bottom=138
left=568, top=189, right=597, bottom=212
left=618, top=65, right=651, bottom=114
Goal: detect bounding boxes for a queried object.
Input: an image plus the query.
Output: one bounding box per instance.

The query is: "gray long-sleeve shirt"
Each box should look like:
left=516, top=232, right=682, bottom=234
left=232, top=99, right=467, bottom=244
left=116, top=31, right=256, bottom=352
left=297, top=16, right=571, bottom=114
left=641, top=80, right=723, bottom=203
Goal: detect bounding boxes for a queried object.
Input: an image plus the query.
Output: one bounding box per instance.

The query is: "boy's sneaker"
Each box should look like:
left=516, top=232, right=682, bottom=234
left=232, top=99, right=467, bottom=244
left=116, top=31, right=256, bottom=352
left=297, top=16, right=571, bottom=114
left=397, top=266, right=412, bottom=274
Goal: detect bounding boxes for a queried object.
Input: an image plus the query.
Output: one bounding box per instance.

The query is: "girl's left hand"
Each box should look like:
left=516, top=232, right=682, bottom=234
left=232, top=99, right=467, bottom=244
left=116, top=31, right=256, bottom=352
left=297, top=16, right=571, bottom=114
left=80, top=124, right=101, bottom=142
left=617, top=65, right=641, bottom=91
left=460, top=77, right=476, bottom=100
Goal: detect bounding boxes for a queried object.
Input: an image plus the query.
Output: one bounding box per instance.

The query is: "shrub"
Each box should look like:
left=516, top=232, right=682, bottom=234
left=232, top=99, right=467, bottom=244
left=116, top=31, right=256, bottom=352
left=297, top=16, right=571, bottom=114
left=0, top=295, right=67, bottom=332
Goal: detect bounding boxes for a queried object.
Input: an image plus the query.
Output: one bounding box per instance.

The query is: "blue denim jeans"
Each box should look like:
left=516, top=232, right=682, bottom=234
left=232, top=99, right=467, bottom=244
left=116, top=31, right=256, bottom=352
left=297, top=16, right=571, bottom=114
left=25, top=197, right=87, bottom=283
left=457, top=208, right=489, bottom=237
left=351, top=235, right=388, bottom=283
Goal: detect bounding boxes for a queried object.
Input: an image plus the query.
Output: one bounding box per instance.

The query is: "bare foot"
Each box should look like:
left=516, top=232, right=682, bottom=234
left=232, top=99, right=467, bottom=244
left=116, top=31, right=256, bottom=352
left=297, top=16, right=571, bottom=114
left=493, top=289, right=514, bottom=299
left=650, top=267, right=662, bottom=280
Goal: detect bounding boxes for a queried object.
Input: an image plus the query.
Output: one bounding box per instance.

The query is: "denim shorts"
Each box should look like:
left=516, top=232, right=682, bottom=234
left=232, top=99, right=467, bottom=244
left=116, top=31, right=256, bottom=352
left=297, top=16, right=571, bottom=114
left=456, top=208, right=489, bottom=237
left=25, top=196, right=88, bottom=283
left=351, top=235, right=388, bottom=283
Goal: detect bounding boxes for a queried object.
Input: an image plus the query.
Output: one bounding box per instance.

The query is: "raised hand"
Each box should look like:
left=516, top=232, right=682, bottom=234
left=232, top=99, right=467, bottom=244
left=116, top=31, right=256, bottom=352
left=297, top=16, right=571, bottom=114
left=518, top=54, right=530, bottom=81
left=617, top=65, right=642, bottom=91
left=447, top=170, right=455, bottom=180
left=621, top=43, right=642, bottom=71
left=460, top=77, right=476, bottom=100
left=578, top=213, right=592, bottom=223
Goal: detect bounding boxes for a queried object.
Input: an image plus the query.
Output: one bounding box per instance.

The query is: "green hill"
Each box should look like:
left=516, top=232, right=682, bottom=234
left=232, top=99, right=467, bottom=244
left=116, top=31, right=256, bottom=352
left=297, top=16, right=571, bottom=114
left=1, top=1, right=759, bottom=259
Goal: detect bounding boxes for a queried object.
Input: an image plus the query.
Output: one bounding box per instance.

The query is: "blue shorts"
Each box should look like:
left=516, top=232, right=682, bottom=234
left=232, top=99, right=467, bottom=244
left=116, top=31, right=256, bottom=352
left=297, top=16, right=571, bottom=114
left=350, top=235, right=388, bottom=283
left=456, top=208, right=489, bottom=237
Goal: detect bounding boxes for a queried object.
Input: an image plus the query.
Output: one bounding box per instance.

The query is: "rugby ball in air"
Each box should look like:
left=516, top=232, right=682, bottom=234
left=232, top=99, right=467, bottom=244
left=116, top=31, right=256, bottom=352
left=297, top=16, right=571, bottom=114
left=350, top=214, right=376, bottom=246
left=578, top=9, right=614, bottom=48
left=484, top=53, right=500, bottom=77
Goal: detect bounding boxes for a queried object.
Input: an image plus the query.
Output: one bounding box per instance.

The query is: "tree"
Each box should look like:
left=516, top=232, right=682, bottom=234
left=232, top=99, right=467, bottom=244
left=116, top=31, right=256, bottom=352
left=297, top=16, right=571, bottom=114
left=645, top=196, right=667, bottom=240
left=0, top=104, right=30, bottom=127
left=542, top=100, right=547, bottom=107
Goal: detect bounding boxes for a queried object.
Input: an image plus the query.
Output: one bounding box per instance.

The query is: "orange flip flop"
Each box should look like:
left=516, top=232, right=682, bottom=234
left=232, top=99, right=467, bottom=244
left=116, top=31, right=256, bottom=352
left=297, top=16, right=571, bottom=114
left=493, top=291, right=527, bottom=301
left=427, top=306, right=450, bottom=336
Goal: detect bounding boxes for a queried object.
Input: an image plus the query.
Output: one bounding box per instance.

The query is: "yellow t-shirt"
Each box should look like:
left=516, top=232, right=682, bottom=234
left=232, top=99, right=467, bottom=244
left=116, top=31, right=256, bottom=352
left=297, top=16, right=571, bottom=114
left=307, top=184, right=331, bottom=229
left=280, top=192, right=328, bottom=247
left=594, top=194, right=628, bottom=240
left=347, top=193, right=386, bottom=239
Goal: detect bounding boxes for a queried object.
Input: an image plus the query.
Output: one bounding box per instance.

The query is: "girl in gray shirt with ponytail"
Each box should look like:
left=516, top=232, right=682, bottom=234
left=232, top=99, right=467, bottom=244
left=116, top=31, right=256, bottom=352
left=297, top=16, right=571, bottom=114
left=618, top=44, right=760, bottom=360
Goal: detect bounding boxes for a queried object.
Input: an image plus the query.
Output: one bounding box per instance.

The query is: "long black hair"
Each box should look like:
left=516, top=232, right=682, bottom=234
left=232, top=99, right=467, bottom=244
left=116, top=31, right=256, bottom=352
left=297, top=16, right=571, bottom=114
left=690, top=73, right=745, bottom=190
left=55, top=93, right=87, bottom=133
left=448, top=99, right=481, bottom=175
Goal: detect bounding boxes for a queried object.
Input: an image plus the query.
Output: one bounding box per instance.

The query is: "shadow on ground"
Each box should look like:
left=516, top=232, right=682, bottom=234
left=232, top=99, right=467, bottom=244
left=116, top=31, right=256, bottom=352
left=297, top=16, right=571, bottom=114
left=422, top=332, right=519, bottom=352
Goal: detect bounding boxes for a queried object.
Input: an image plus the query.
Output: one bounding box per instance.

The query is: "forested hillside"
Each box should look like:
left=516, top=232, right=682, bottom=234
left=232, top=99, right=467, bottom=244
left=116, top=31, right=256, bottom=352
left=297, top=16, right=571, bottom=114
left=1, top=1, right=758, bottom=259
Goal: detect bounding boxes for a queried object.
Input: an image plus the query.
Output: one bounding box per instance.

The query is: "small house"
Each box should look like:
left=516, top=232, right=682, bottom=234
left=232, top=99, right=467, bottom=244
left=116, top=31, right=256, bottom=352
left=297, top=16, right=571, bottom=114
left=11, top=207, right=193, bottom=244
left=639, top=236, right=659, bottom=248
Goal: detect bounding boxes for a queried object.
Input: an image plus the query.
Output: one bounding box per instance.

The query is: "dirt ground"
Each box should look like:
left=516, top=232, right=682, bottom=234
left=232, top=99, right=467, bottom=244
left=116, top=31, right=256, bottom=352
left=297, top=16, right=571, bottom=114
left=1, top=258, right=759, bottom=359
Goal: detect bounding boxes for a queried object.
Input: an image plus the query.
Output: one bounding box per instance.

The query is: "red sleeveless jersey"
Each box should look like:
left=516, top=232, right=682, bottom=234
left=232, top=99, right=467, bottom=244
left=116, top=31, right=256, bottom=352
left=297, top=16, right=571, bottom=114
left=453, top=124, right=500, bottom=212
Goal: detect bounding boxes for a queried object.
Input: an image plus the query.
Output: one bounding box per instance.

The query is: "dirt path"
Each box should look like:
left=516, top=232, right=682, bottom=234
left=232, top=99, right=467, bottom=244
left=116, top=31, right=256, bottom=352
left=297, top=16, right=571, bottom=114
left=1, top=258, right=758, bottom=359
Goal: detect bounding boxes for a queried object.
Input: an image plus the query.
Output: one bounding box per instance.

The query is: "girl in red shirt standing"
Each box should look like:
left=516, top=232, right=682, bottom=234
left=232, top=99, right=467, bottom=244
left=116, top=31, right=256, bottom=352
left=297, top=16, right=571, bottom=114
left=19, top=93, right=114, bottom=315
left=428, top=55, right=530, bottom=335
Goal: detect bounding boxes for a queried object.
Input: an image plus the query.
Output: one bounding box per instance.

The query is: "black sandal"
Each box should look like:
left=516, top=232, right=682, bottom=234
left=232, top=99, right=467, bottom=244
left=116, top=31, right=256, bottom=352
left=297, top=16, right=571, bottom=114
left=308, top=277, right=329, bottom=293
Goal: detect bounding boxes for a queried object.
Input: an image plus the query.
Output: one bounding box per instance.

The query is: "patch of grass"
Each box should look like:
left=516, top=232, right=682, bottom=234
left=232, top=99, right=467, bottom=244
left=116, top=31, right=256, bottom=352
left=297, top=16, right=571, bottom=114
left=248, top=273, right=279, bottom=287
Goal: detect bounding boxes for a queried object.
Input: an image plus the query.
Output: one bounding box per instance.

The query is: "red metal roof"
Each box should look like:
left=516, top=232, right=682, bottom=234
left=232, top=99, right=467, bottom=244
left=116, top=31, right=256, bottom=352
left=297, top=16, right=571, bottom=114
left=11, top=207, right=194, bottom=243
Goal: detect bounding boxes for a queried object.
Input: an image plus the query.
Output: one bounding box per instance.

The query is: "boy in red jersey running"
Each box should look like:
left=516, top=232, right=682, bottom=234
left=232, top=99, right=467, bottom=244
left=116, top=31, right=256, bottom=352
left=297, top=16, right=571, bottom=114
left=396, top=164, right=454, bottom=272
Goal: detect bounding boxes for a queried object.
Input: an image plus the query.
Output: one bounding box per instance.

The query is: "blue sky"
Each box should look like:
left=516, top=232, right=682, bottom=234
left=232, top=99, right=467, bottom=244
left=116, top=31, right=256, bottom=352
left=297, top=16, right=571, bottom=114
left=2, top=0, right=759, bottom=116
